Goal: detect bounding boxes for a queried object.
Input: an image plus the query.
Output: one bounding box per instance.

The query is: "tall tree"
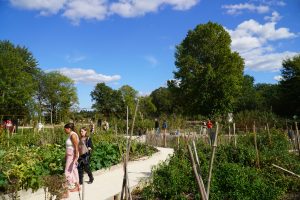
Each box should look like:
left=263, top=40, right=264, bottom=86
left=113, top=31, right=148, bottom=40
left=255, top=83, right=279, bottom=112
left=279, top=54, right=300, bottom=116
left=0, top=40, right=40, bottom=118
left=41, top=72, right=78, bottom=123
left=91, top=83, right=124, bottom=117
left=150, top=87, right=174, bottom=115
left=119, top=85, right=138, bottom=117
left=174, top=22, right=244, bottom=116
left=234, top=75, right=257, bottom=112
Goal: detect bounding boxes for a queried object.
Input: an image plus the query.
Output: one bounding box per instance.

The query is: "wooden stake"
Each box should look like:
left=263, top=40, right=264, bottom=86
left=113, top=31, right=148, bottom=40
left=121, top=100, right=139, bottom=200
left=233, top=123, right=236, bottom=147
left=192, top=140, right=207, bottom=199
left=295, top=122, right=300, bottom=156
left=267, top=123, right=272, bottom=144
left=228, top=124, right=231, bottom=143
left=272, top=164, right=300, bottom=178
left=253, top=122, right=260, bottom=168
left=206, top=122, right=219, bottom=199
left=188, top=144, right=207, bottom=200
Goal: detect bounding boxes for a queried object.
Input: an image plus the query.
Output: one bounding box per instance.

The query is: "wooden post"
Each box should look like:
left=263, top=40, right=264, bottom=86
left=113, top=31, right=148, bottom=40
left=192, top=140, right=207, bottom=199
left=245, top=125, right=248, bottom=134
left=267, top=123, right=272, bottom=144
left=164, top=128, right=167, bottom=147
left=272, top=164, right=300, bottom=178
left=228, top=123, right=231, bottom=144
left=206, top=122, right=219, bottom=199
left=295, top=122, right=300, bottom=156
left=121, top=100, right=139, bottom=200
left=188, top=144, right=207, bottom=200
left=233, top=123, right=236, bottom=147
left=253, top=122, right=260, bottom=168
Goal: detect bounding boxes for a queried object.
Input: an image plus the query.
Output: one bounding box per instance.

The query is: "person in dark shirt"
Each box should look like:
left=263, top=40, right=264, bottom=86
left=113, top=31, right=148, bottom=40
left=78, top=127, right=94, bottom=185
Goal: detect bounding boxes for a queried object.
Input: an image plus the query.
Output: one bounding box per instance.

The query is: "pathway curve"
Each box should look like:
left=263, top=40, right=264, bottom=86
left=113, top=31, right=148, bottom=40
left=19, top=147, right=174, bottom=200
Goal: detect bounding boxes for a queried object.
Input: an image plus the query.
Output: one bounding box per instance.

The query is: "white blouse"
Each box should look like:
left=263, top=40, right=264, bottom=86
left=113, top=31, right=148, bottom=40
left=66, top=131, right=79, bottom=150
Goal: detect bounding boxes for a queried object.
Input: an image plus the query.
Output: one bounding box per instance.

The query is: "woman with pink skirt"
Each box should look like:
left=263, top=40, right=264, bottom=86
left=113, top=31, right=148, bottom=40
left=64, top=123, right=80, bottom=193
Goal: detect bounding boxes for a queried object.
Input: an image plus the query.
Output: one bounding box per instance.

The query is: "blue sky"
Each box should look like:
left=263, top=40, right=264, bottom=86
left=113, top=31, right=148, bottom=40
left=1, top=0, right=299, bottom=109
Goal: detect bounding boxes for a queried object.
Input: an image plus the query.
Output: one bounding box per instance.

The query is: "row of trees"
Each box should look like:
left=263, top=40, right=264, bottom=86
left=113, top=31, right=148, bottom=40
left=90, top=22, right=300, bottom=119
left=1, top=21, right=299, bottom=123
left=0, top=40, right=77, bottom=123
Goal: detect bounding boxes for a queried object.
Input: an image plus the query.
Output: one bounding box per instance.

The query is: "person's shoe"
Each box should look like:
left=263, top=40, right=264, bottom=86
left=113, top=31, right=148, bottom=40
left=87, top=179, right=94, bottom=184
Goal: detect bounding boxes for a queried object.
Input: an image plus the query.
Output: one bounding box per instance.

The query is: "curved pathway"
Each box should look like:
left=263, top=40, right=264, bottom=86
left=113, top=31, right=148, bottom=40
left=19, top=147, right=173, bottom=200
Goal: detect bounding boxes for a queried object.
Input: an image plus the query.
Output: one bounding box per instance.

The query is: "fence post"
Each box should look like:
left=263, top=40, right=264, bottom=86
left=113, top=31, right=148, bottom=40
left=295, top=122, right=300, bottom=156
left=253, top=122, right=260, bottom=168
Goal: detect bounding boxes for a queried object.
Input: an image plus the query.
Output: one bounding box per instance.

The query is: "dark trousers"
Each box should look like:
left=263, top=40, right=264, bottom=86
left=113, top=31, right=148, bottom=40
left=78, top=155, right=94, bottom=184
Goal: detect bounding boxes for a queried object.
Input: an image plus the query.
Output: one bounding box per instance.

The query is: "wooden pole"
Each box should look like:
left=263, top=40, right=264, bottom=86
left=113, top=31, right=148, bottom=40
left=206, top=122, right=219, bottom=199
left=164, top=128, right=167, bottom=147
left=267, top=123, right=272, bottom=144
left=253, top=122, right=260, bottom=168
left=121, top=100, right=139, bottom=200
left=228, top=123, right=231, bottom=144
left=272, top=164, right=300, bottom=178
left=294, top=122, right=300, bottom=156
left=188, top=144, right=207, bottom=200
left=233, top=123, right=236, bottom=147
left=192, top=141, right=207, bottom=198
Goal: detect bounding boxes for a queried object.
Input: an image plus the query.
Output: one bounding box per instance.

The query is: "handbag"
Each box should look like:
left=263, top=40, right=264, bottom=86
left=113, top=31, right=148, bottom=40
left=79, top=140, right=89, bottom=156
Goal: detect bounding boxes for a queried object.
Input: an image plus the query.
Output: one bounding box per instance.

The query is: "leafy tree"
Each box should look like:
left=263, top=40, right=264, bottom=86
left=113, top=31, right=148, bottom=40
left=255, top=83, right=279, bottom=112
left=173, top=22, right=244, bottom=116
left=91, top=83, right=125, bottom=117
left=40, top=72, right=78, bottom=123
left=0, top=40, right=40, bottom=118
left=278, top=54, right=300, bottom=116
left=234, top=75, right=257, bottom=112
left=119, top=85, right=138, bottom=117
left=150, top=87, right=174, bottom=115
left=139, top=96, right=157, bottom=118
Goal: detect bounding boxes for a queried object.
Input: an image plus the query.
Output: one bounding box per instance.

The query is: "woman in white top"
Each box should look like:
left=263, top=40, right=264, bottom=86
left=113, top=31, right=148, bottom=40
left=64, top=123, right=80, bottom=192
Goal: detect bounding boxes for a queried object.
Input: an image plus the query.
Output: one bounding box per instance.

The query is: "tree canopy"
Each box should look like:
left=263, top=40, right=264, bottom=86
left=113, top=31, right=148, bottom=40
left=173, top=22, right=244, bottom=116
left=91, top=83, right=125, bottom=117
left=279, top=54, right=300, bottom=117
left=0, top=40, right=40, bottom=117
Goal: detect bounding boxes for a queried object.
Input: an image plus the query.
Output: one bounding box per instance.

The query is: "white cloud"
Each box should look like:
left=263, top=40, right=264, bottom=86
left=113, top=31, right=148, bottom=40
left=145, top=55, right=158, bottom=66
left=222, top=3, right=269, bottom=15
left=62, top=0, right=108, bottom=25
left=55, top=67, right=121, bottom=84
left=110, top=0, right=199, bottom=18
left=264, top=11, right=282, bottom=22
left=227, top=19, right=298, bottom=71
left=10, top=0, right=199, bottom=23
left=10, top=0, right=66, bottom=15
left=274, top=75, right=283, bottom=81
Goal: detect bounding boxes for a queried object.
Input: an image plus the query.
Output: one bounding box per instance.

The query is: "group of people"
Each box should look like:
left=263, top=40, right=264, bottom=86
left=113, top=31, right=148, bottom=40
left=154, top=118, right=168, bottom=135
left=63, top=123, right=94, bottom=197
left=1, top=119, right=16, bottom=134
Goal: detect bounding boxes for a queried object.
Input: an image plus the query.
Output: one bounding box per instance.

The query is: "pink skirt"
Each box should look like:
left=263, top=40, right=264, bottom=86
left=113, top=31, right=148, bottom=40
left=65, top=148, right=79, bottom=185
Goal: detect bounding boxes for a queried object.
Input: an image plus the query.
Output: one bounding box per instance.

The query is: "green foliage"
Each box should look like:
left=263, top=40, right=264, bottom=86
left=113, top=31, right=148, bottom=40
left=174, top=22, right=244, bottom=116
left=150, top=87, right=174, bottom=116
left=278, top=54, right=300, bottom=116
left=91, top=83, right=125, bottom=117
left=39, top=71, right=78, bottom=123
left=0, top=40, right=40, bottom=116
left=141, top=129, right=300, bottom=200
left=0, top=130, right=157, bottom=194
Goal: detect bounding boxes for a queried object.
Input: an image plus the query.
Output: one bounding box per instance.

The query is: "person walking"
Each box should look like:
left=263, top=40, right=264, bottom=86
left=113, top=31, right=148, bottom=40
left=64, top=123, right=80, bottom=193
left=207, top=119, right=215, bottom=146
left=154, top=118, right=160, bottom=135
left=78, top=127, right=94, bottom=185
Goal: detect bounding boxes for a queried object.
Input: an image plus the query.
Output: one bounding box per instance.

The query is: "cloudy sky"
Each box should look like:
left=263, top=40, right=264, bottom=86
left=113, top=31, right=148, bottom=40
left=1, top=0, right=299, bottom=109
